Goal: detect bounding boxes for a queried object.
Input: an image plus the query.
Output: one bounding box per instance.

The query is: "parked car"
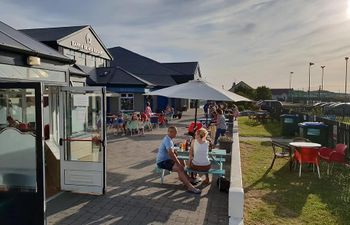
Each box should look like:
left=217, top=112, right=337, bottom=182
left=239, top=110, right=255, bottom=116
left=258, top=100, right=283, bottom=112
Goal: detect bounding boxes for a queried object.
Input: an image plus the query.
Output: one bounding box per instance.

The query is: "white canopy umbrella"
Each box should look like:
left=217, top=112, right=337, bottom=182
left=145, top=79, right=251, bottom=127
left=146, top=79, right=251, bottom=102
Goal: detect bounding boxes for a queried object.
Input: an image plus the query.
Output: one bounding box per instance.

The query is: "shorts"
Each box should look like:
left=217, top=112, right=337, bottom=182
left=157, top=159, right=175, bottom=171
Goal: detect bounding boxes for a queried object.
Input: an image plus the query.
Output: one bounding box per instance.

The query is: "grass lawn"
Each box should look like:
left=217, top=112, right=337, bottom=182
left=238, top=116, right=282, bottom=137
left=241, top=140, right=350, bottom=225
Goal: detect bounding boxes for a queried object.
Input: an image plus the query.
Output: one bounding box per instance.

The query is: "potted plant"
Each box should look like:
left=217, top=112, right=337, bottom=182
left=218, top=135, right=233, bottom=153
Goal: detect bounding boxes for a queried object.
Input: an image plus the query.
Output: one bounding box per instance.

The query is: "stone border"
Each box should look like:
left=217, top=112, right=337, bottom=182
left=228, top=121, right=244, bottom=225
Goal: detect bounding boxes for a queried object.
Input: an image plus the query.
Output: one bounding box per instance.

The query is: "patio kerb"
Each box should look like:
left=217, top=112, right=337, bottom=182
left=228, top=120, right=244, bottom=225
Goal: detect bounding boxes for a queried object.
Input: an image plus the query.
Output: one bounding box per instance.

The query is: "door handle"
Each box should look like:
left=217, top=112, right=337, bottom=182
left=60, top=138, right=105, bottom=147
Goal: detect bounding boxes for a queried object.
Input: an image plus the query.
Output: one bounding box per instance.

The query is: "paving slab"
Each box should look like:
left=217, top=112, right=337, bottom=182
left=47, top=110, right=229, bottom=225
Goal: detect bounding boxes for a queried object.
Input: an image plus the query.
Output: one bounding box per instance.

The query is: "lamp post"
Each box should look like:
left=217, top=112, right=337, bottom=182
left=345, top=57, right=349, bottom=101
left=321, top=66, right=325, bottom=91
left=344, top=57, right=349, bottom=119
left=289, top=72, right=293, bottom=102
left=308, top=62, right=314, bottom=104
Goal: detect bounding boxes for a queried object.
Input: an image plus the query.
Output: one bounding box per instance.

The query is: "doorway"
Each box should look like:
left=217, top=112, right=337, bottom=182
left=0, top=82, right=45, bottom=225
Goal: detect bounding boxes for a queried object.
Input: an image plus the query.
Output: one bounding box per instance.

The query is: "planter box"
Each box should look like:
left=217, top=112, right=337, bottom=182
left=219, top=140, right=233, bottom=153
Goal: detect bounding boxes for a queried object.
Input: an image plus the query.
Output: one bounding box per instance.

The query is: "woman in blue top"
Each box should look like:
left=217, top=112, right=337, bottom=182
left=214, top=109, right=227, bottom=145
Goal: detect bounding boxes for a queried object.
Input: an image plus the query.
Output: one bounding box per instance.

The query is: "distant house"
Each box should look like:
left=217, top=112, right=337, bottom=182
left=228, top=81, right=253, bottom=92
left=271, top=88, right=292, bottom=101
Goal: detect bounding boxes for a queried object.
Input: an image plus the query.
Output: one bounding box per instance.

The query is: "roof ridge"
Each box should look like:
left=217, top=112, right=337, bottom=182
left=116, top=66, right=153, bottom=86
left=108, top=46, right=183, bottom=75
left=19, top=25, right=89, bottom=31
left=162, top=61, right=198, bottom=64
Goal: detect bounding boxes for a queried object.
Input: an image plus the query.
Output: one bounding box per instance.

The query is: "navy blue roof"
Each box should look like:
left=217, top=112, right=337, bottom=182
left=161, top=62, right=198, bottom=76
left=108, top=46, right=185, bottom=86
left=88, top=66, right=153, bottom=86
left=109, top=47, right=182, bottom=76
left=0, top=21, right=72, bottom=63
left=20, top=25, right=113, bottom=60
left=19, top=25, right=88, bottom=43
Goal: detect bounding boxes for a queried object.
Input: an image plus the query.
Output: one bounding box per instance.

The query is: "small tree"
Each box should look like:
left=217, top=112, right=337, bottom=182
left=255, top=86, right=272, bottom=100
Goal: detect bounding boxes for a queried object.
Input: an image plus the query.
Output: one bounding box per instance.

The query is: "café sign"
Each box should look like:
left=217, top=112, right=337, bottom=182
left=70, top=33, right=103, bottom=55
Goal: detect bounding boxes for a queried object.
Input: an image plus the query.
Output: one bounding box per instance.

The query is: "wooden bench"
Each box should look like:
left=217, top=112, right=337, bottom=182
left=155, top=166, right=225, bottom=185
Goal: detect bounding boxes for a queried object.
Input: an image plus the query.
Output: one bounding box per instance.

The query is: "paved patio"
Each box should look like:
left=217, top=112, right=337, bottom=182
left=47, top=110, right=229, bottom=225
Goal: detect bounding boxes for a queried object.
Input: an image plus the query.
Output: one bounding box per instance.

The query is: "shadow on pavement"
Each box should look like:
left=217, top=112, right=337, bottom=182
left=48, top=172, right=203, bottom=225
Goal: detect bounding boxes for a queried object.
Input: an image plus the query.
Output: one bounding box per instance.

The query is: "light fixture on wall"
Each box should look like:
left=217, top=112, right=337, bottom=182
left=27, top=56, right=41, bottom=66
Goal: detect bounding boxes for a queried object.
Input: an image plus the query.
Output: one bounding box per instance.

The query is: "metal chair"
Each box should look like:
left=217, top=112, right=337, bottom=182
left=270, top=141, right=291, bottom=170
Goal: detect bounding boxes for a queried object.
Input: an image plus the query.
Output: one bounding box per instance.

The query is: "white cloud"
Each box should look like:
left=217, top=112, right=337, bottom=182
left=1, top=0, right=350, bottom=91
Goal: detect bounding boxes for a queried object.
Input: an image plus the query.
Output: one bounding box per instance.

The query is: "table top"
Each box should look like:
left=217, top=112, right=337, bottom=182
left=175, top=148, right=227, bottom=156
left=289, top=142, right=321, bottom=148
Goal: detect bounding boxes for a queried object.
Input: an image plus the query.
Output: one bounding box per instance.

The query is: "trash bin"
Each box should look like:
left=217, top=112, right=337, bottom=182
left=298, top=122, right=329, bottom=146
left=280, top=114, right=299, bottom=136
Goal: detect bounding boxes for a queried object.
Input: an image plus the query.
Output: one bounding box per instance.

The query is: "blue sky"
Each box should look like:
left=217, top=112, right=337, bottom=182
left=1, top=0, right=350, bottom=92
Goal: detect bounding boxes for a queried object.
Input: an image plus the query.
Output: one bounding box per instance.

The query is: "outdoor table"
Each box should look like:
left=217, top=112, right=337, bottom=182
left=289, top=142, right=321, bottom=148
left=175, top=148, right=227, bottom=170
left=289, top=142, right=321, bottom=171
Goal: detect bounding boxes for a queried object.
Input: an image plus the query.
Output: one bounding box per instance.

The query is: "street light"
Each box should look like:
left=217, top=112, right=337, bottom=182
left=308, top=62, right=314, bottom=104
left=289, top=72, right=293, bottom=89
left=343, top=57, right=349, bottom=119
left=345, top=57, right=349, bottom=101
left=321, top=66, right=325, bottom=91
left=289, top=72, right=294, bottom=103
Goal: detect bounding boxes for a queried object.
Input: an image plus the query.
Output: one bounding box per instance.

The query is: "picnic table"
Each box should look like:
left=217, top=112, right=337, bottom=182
left=175, top=148, right=227, bottom=170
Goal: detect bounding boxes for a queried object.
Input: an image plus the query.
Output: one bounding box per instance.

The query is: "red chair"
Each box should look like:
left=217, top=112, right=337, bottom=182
left=188, top=122, right=203, bottom=135
left=158, top=114, right=166, bottom=127
left=319, top=144, right=347, bottom=174
left=294, top=147, right=321, bottom=178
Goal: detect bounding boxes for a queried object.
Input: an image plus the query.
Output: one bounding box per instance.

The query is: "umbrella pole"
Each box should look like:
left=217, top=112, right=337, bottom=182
left=194, top=100, right=198, bottom=131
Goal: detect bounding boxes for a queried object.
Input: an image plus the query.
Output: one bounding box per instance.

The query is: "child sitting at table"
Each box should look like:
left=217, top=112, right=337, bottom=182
left=113, top=113, right=125, bottom=136
left=189, top=128, right=211, bottom=185
left=137, top=114, right=145, bottom=136
left=127, top=113, right=139, bottom=135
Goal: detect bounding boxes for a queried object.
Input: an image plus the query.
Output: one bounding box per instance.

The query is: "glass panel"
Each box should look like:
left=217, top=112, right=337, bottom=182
left=0, top=88, right=37, bottom=192
left=0, top=63, right=66, bottom=83
left=120, top=93, right=134, bottom=111
left=284, top=118, right=294, bottom=123
left=66, top=91, right=102, bottom=162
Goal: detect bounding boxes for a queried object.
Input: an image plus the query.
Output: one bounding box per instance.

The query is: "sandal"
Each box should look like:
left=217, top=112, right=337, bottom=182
left=187, top=188, right=201, bottom=194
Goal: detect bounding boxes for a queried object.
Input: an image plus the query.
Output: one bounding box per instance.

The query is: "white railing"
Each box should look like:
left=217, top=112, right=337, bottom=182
left=228, top=121, right=244, bottom=225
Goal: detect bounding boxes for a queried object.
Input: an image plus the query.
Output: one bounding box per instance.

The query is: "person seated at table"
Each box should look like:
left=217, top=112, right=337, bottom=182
left=127, top=113, right=139, bottom=135
left=189, top=128, right=211, bottom=185
left=164, top=105, right=174, bottom=122
left=156, top=126, right=201, bottom=194
left=137, top=114, right=145, bottom=136
left=113, top=114, right=125, bottom=135
left=214, top=109, right=227, bottom=145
